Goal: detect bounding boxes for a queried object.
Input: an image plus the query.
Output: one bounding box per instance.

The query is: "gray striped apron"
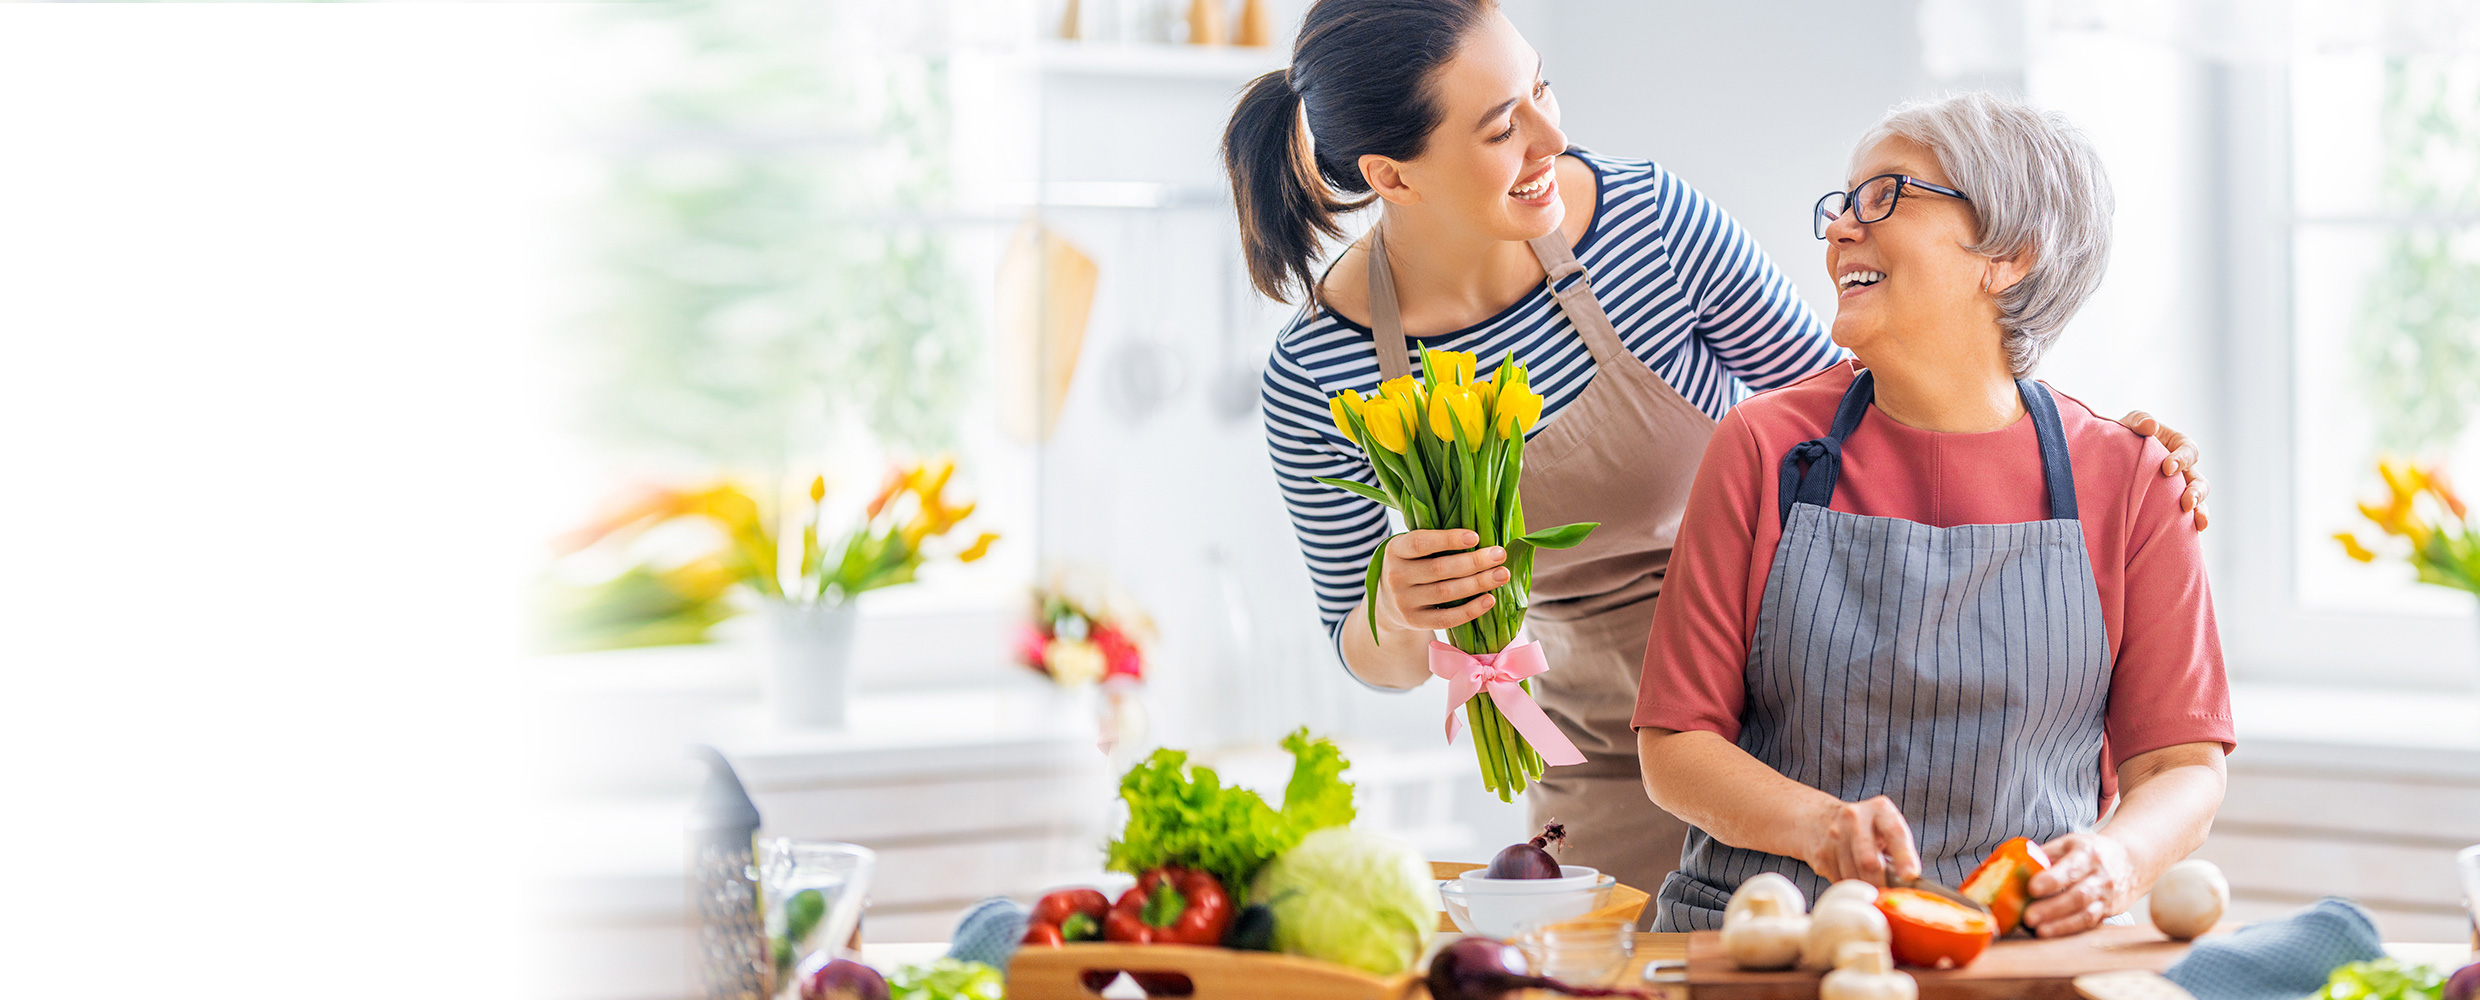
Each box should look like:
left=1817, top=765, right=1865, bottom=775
left=1651, top=370, right=2113, bottom=930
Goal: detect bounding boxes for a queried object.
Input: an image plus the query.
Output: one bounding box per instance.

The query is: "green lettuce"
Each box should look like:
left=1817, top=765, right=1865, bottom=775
left=1104, top=728, right=1356, bottom=896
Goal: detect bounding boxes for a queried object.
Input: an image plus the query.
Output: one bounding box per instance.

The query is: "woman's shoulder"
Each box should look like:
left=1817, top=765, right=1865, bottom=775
left=2041, top=382, right=2197, bottom=532
left=2041, top=383, right=2166, bottom=473
left=1263, top=304, right=1378, bottom=405
left=1721, top=360, right=1859, bottom=439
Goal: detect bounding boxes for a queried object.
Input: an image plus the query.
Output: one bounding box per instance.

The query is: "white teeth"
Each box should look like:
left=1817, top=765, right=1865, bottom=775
left=1511, top=173, right=1550, bottom=198
left=1837, top=270, right=1885, bottom=290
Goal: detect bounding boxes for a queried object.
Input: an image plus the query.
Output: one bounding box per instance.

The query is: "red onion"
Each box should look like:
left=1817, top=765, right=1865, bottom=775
left=1483, top=822, right=1568, bottom=880
left=2443, top=962, right=2478, bottom=1000
left=1426, top=936, right=1646, bottom=1000
left=801, top=959, right=888, bottom=1000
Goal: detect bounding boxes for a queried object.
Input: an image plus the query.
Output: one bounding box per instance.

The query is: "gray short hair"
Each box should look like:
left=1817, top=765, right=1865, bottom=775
left=1852, top=92, right=2114, bottom=377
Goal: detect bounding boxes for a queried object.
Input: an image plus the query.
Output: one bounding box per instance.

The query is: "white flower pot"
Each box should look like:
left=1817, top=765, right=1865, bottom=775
left=762, top=601, right=860, bottom=729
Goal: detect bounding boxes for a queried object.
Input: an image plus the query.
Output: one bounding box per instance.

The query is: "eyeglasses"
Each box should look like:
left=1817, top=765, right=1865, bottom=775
left=1813, top=173, right=1971, bottom=239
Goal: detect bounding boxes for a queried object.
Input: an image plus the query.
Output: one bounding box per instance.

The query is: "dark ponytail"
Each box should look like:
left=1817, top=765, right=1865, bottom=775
left=1222, top=0, right=1498, bottom=303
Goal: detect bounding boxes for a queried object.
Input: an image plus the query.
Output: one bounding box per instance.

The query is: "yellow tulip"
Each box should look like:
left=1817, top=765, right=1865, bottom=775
left=1494, top=385, right=1544, bottom=438
left=2360, top=500, right=2405, bottom=536
left=919, top=458, right=957, bottom=500
left=809, top=475, right=827, bottom=504
left=2379, top=460, right=2421, bottom=505
left=1427, top=384, right=1485, bottom=447
left=1363, top=395, right=1413, bottom=453
left=1379, top=374, right=1424, bottom=413
left=958, top=531, right=1000, bottom=563
left=1329, top=390, right=1365, bottom=440
left=2333, top=532, right=2377, bottom=563
left=1423, top=349, right=1477, bottom=386
left=1475, top=376, right=1499, bottom=416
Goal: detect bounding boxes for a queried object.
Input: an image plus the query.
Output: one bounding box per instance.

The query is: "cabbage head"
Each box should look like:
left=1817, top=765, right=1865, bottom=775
left=1250, top=828, right=1437, bottom=975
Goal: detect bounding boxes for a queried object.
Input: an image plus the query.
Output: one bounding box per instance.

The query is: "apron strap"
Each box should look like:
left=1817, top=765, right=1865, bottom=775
left=1525, top=231, right=1634, bottom=371
left=1362, top=215, right=1635, bottom=381
left=2017, top=378, right=2080, bottom=522
left=1777, top=370, right=2080, bottom=526
left=1367, top=223, right=1413, bottom=382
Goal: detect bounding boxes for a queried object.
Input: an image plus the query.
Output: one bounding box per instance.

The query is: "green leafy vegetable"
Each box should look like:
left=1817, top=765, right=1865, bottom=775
left=1104, top=728, right=1356, bottom=896
left=2315, top=959, right=2448, bottom=1000
left=1251, top=827, right=1436, bottom=975
left=886, top=958, right=1004, bottom=1000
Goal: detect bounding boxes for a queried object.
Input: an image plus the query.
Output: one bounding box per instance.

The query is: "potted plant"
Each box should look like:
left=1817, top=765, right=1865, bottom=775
left=545, top=457, right=998, bottom=727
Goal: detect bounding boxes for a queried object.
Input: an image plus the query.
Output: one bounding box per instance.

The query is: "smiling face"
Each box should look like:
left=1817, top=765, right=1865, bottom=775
left=1370, top=12, right=1567, bottom=241
left=1824, top=136, right=2010, bottom=362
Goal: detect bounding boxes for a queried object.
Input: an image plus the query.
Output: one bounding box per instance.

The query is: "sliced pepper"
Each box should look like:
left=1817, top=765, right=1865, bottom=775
left=1102, top=866, right=1232, bottom=946
left=1877, top=887, right=1996, bottom=970
left=1020, top=888, right=1111, bottom=947
left=1958, top=837, right=2051, bottom=936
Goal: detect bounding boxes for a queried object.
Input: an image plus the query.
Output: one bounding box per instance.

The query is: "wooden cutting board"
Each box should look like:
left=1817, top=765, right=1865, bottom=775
left=1683, top=925, right=2219, bottom=1000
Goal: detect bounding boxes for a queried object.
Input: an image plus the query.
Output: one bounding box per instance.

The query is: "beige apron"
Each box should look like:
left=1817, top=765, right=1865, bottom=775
left=1367, top=222, right=1716, bottom=922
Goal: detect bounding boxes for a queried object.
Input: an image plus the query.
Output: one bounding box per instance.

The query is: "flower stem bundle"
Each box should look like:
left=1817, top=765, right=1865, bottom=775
left=1318, top=350, right=1597, bottom=801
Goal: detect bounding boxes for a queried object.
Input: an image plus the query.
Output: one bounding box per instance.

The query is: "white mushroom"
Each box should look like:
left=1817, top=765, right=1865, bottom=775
left=1801, top=897, right=1893, bottom=970
left=1820, top=941, right=1917, bottom=1000
left=1722, top=893, right=1810, bottom=971
left=1816, top=879, right=1881, bottom=910
left=2148, top=860, right=2228, bottom=941
left=1724, top=872, right=1808, bottom=924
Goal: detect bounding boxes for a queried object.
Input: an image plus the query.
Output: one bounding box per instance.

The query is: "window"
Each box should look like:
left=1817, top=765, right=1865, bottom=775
left=2215, top=0, right=2480, bottom=687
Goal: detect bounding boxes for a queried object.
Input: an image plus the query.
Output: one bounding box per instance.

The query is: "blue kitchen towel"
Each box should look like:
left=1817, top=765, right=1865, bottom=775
left=945, top=896, right=1029, bottom=972
left=2163, top=897, right=2386, bottom=1000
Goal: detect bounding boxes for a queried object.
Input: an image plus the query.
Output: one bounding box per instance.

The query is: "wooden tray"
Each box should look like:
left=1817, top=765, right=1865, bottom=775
left=1008, top=943, right=1420, bottom=1000
left=1682, top=925, right=2220, bottom=1000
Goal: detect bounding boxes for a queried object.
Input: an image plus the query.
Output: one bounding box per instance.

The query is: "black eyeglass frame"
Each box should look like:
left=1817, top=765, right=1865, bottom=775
left=1812, top=174, right=1971, bottom=239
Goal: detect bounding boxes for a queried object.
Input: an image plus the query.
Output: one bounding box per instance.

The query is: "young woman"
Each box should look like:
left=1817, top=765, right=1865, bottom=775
left=1225, top=0, right=2209, bottom=905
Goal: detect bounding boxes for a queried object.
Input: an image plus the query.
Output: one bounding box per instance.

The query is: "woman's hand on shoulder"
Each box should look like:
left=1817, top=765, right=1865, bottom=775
left=2118, top=411, right=2210, bottom=529
left=1373, top=529, right=1508, bottom=634
left=1801, top=795, right=1921, bottom=886
left=2024, top=831, right=2138, bottom=937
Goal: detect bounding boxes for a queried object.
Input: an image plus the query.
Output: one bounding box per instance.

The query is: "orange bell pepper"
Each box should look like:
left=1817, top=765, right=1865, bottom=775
left=1958, top=836, right=2052, bottom=936
left=1877, top=887, right=1997, bottom=969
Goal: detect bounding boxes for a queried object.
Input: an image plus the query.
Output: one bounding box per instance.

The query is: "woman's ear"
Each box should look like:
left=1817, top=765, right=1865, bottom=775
left=1985, top=247, right=2035, bottom=295
left=1360, top=154, right=1423, bottom=207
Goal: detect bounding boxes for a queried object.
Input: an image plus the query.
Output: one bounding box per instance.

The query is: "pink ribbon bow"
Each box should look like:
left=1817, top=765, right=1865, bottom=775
left=1428, top=640, right=1586, bottom=767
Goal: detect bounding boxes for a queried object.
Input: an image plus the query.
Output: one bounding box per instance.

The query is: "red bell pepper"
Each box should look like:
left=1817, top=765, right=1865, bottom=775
left=1102, top=866, right=1231, bottom=946
left=1958, top=836, right=2052, bottom=936
left=1020, top=888, right=1111, bottom=947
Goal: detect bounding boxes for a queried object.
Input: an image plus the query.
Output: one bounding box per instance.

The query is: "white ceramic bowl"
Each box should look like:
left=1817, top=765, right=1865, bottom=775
left=1456, top=865, right=1602, bottom=895
left=1438, top=875, right=1617, bottom=937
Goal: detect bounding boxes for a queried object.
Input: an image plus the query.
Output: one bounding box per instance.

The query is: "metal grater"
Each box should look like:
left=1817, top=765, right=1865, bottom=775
left=690, top=745, right=767, bottom=1000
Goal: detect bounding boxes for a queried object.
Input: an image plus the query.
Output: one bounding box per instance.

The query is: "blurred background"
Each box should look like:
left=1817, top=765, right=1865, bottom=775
left=3, top=1, right=2476, bottom=998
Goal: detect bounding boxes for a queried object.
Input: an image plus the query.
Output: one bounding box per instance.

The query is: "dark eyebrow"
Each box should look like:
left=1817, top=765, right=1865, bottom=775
left=1472, top=56, right=1543, bottom=132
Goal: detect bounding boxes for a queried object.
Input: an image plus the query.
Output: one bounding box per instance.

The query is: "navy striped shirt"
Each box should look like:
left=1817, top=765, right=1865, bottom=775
left=1261, top=151, right=1846, bottom=651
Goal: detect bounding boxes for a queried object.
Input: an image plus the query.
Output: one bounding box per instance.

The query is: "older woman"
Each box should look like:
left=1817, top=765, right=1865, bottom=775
left=1632, top=93, right=2234, bottom=935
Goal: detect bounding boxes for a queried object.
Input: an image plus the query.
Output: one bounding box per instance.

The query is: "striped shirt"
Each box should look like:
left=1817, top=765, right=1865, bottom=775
left=1261, top=151, right=1846, bottom=652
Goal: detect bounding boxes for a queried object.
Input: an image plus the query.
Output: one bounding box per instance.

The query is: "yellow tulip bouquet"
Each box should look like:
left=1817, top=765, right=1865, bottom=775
left=1320, top=349, right=1597, bottom=801
left=2335, top=459, right=2480, bottom=597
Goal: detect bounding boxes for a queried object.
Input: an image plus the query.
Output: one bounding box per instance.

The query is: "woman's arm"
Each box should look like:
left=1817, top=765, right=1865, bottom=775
left=1656, top=167, right=1845, bottom=393
left=1638, top=727, right=1927, bottom=884
left=2023, top=741, right=2228, bottom=937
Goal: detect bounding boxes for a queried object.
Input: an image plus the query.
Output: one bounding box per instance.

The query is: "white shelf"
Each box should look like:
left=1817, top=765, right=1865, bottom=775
left=1036, top=40, right=1284, bottom=82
